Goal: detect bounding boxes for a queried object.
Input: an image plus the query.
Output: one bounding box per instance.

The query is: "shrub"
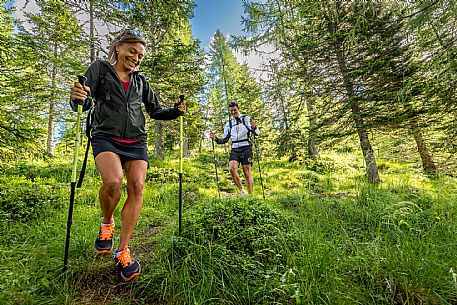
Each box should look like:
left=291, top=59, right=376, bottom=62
left=146, top=167, right=179, bottom=183
left=1, top=161, right=73, bottom=183
left=181, top=197, right=291, bottom=257
left=0, top=175, right=63, bottom=221
left=301, top=157, right=335, bottom=174
left=146, top=166, right=207, bottom=184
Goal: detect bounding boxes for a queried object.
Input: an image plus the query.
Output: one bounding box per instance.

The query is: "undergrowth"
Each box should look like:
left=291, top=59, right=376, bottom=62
left=0, top=149, right=456, bottom=304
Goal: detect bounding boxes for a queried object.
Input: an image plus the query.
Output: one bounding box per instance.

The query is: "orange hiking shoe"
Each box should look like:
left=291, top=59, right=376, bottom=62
left=94, top=223, right=115, bottom=254
left=114, top=247, right=141, bottom=281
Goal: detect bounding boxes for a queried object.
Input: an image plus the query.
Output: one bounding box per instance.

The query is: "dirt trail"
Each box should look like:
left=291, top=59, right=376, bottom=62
left=72, top=223, right=163, bottom=304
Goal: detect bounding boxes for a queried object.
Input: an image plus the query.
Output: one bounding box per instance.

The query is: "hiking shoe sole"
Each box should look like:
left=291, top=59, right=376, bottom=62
left=121, top=267, right=141, bottom=282
left=94, top=246, right=113, bottom=255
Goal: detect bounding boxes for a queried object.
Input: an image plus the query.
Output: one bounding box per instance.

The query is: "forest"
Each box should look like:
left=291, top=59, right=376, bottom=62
left=1, top=0, right=456, bottom=304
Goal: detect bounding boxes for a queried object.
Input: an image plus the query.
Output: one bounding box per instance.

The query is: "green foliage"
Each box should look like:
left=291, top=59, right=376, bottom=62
left=274, top=128, right=306, bottom=160
left=2, top=160, right=71, bottom=183
left=1, top=149, right=457, bottom=304
left=0, top=6, right=48, bottom=160
left=0, top=175, right=63, bottom=221
left=2, top=0, right=457, bottom=303
left=146, top=166, right=179, bottom=183
left=301, top=156, right=335, bottom=174
left=24, top=0, right=88, bottom=156
left=205, top=29, right=267, bottom=138
left=236, top=0, right=457, bottom=178
left=0, top=0, right=88, bottom=160
left=181, top=197, right=290, bottom=255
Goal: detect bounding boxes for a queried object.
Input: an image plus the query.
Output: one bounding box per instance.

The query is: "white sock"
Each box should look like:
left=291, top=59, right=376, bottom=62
left=240, top=189, right=245, bottom=194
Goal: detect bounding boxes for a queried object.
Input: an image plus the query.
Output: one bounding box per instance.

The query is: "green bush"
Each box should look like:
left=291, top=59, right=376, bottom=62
left=181, top=197, right=290, bottom=257
left=301, top=157, right=335, bottom=173
left=146, top=167, right=179, bottom=183
left=146, top=166, right=207, bottom=184
left=1, top=161, right=73, bottom=183
left=0, top=175, right=63, bottom=221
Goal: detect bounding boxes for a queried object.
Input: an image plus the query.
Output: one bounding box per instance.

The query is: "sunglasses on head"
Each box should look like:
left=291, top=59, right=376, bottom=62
left=118, top=28, right=142, bottom=40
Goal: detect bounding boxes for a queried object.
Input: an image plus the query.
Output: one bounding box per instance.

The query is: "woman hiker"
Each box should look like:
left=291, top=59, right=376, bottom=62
left=70, top=29, right=186, bottom=281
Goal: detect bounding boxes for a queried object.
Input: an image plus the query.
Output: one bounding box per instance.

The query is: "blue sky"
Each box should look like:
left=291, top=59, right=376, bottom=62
left=190, top=0, right=246, bottom=50
left=12, top=0, right=246, bottom=52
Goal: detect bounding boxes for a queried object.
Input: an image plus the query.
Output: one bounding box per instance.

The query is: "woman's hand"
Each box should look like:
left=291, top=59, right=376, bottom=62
left=209, top=130, right=215, bottom=139
left=177, top=101, right=186, bottom=113
left=70, top=82, right=90, bottom=103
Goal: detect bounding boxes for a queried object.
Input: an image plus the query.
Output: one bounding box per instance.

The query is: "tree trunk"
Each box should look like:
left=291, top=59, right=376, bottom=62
left=334, top=40, right=380, bottom=183
left=279, top=91, right=289, bottom=130
left=410, top=118, right=437, bottom=174
left=46, top=43, right=58, bottom=157
left=354, top=116, right=379, bottom=183
left=46, top=88, right=55, bottom=156
left=221, top=56, right=230, bottom=102
left=154, top=120, right=164, bottom=159
left=200, top=106, right=210, bottom=153
left=199, top=132, right=204, bottom=154
left=350, top=97, right=379, bottom=183
left=183, top=138, right=189, bottom=157
left=306, top=98, right=319, bottom=158
left=89, top=0, right=95, bottom=62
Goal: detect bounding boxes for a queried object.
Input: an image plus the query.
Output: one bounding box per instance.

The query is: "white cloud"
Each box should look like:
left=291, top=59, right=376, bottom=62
left=234, top=43, right=279, bottom=81
left=13, top=0, right=39, bottom=30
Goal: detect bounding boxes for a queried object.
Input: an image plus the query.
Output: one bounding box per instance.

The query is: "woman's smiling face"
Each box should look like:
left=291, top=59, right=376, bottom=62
left=116, top=42, right=145, bottom=72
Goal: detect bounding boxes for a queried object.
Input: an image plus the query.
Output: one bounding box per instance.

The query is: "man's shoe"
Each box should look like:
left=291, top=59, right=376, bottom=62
left=114, top=247, right=141, bottom=281
left=94, top=223, right=115, bottom=254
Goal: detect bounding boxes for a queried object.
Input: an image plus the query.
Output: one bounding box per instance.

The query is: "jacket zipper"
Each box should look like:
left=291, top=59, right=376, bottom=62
left=121, top=75, right=134, bottom=139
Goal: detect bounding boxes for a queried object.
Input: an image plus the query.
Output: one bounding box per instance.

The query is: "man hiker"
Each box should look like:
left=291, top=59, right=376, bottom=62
left=70, top=29, right=186, bottom=281
left=209, top=101, right=260, bottom=195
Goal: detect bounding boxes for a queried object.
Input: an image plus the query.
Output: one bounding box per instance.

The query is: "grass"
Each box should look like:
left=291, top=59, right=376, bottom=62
left=0, top=145, right=456, bottom=304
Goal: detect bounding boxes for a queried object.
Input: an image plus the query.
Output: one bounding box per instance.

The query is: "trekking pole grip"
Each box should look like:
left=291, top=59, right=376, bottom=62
left=77, top=75, right=86, bottom=87
left=76, top=75, right=87, bottom=105
left=178, top=94, right=185, bottom=109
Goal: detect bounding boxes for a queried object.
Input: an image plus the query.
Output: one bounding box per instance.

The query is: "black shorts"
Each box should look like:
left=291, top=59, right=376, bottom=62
left=229, top=146, right=253, bottom=166
left=91, top=135, right=149, bottom=163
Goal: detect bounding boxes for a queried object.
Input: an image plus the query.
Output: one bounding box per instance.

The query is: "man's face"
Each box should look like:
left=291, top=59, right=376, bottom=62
left=229, top=106, right=240, bottom=118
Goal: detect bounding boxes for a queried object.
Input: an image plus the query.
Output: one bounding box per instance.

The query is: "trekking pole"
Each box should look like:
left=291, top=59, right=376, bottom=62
left=253, top=134, right=265, bottom=200
left=178, top=95, right=184, bottom=235
left=211, top=138, right=221, bottom=198
left=64, top=75, right=86, bottom=270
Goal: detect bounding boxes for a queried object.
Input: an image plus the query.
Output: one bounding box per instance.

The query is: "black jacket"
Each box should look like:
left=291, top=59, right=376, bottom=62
left=70, top=60, right=182, bottom=140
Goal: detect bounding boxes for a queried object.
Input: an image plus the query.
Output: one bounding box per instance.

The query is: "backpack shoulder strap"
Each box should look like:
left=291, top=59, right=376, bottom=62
left=96, top=60, right=110, bottom=101
left=138, top=73, right=148, bottom=104
left=78, top=60, right=110, bottom=189
left=241, top=115, right=253, bottom=133
left=228, top=117, right=239, bottom=132
left=77, top=138, right=90, bottom=188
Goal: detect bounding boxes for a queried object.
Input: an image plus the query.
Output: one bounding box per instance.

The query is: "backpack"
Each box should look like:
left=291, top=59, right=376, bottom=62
left=76, top=62, right=148, bottom=188
left=228, top=114, right=255, bottom=145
